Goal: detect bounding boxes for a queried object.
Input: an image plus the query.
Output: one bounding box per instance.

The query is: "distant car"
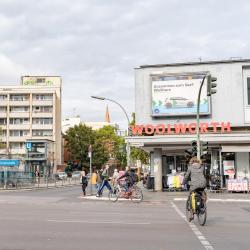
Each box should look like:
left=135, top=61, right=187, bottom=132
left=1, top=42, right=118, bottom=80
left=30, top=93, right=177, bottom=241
left=57, top=172, right=67, bottom=180
left=72, top=171, right=81, bottom=179
left=165, top=97, right=194, bottom=108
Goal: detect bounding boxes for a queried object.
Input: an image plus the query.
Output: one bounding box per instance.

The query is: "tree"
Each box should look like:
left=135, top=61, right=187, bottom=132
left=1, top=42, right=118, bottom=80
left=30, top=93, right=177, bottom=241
left=63, top=124, right=109, bottom=168
left=130, top=112, right=149, bottom=165
left=95, top=125, right=127, bottom=167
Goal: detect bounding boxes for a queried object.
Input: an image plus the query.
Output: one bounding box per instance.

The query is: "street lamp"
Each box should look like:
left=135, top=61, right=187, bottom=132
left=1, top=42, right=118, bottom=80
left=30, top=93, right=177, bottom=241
left=91, top=95, right=131, bottom=166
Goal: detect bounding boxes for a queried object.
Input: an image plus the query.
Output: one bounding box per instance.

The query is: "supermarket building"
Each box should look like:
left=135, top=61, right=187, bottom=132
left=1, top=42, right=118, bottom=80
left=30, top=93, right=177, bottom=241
left=126, top=59, right=250, bottom=191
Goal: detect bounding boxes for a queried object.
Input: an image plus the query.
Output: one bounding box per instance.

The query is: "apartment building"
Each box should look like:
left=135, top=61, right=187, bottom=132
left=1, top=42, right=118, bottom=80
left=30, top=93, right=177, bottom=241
left=0, top=76, right=62, bottom=174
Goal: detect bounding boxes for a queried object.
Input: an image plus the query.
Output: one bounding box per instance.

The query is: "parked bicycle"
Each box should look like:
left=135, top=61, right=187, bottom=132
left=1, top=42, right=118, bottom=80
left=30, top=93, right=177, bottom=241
left=186, top=190, right=207, bottom=226
left=109, top=181, right=143, bottom=203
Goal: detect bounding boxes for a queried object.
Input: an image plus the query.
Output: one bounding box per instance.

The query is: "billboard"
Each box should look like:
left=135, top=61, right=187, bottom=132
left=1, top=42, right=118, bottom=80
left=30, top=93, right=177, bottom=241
left=0, top=159, right=20, bottom=167
left=151, top=74, right=210, bottom=116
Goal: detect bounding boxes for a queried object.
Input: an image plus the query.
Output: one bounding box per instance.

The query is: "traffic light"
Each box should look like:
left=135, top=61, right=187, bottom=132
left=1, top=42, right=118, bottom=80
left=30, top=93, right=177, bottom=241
left=191, top=140, right=197, bottom=156
left=184, top=149, right=192, bottom=161
left=207, top=74, right=217, bottom=96
left=200, top=141, right=209, bottom=156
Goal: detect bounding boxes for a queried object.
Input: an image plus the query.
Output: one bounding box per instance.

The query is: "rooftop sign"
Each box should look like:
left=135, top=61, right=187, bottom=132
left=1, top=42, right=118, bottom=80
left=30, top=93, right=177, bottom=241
left=131, top=122, right=231, bottom=136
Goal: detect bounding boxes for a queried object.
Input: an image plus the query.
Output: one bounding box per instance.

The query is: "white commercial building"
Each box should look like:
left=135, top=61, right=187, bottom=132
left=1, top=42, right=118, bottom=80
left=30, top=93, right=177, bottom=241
left=127, top=59, right=250, bottom=191
left=0, top=76, right=62, bottom=174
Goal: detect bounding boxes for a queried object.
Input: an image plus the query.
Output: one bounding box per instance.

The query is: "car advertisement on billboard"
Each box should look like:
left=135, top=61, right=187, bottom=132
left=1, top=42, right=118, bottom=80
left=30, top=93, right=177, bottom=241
left=151, top=74, right=210, bottom=116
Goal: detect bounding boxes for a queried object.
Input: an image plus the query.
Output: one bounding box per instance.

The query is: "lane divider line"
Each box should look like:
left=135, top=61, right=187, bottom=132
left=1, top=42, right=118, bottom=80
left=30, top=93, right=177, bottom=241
left=171, top=202, right=215, bottom=250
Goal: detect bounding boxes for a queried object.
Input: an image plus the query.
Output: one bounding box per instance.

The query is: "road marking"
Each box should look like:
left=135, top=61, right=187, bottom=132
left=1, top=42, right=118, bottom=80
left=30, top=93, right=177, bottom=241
left=174, top=198, right=250, bottom=202
left=171, top=202, right=214, bottom=250
left=47, top=219, right=151, bottom=225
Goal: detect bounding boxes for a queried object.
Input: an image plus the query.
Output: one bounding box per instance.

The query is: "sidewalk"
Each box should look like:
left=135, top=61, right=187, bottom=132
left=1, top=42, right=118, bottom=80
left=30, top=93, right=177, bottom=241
left=82, top=183, right=250, bottom=203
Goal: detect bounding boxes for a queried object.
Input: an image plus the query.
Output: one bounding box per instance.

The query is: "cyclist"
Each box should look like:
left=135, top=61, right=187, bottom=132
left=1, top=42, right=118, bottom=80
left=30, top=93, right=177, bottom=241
left=116, top=166, right=135, bottom=193
left=183, top=157, right=207, bottom=217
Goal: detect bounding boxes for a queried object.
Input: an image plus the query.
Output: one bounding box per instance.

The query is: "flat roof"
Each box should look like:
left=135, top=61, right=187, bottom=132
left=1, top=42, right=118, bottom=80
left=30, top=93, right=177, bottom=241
left=137, top=58, right=250, bottom=69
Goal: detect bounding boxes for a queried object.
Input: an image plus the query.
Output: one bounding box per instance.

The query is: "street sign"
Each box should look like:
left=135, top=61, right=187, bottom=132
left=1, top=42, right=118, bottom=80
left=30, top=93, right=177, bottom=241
left=88, top=152, right=92, bottom=158
left=26, top=142, right=32, bottom=150
left=88, top=145, right=92, bottom=153
left=0, top=159, right=20, bottom=167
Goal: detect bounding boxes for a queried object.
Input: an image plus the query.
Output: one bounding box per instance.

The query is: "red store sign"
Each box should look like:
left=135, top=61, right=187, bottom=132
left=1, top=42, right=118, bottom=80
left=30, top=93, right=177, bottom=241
left=131, top=122, right=231, bottom=135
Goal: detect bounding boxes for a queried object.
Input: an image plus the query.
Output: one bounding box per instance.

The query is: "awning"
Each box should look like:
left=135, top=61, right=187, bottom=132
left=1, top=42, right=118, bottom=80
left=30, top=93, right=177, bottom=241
left=221, top=145, right=250, bottom=152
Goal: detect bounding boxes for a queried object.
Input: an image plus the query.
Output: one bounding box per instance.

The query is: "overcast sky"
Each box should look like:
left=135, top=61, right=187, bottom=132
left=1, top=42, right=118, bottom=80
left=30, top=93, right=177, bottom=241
left=1, top=0, right=250, bottom=129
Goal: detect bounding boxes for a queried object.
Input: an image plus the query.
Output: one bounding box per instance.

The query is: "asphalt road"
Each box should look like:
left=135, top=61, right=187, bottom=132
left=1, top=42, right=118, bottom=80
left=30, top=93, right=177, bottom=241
left=0, top=186, right=250, bottom=250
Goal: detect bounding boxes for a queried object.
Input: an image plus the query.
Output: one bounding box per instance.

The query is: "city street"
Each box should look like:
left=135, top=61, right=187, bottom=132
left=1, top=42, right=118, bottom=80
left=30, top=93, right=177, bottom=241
left=0, top=186, right=250, bottom=250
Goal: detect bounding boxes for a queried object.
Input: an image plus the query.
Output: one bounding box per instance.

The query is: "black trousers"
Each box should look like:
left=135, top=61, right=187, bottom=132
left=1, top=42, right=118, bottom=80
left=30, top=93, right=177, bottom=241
left=82, top=184, right=87, bottom=195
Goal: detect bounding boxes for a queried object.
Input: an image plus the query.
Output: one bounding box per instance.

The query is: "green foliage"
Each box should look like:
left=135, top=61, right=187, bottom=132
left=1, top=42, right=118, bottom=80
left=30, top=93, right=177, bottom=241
left=64, top=125, right=127, bottom=168
left=131, top=147, right=149, bottom=165
left=64, top=124, right=109, bottom=168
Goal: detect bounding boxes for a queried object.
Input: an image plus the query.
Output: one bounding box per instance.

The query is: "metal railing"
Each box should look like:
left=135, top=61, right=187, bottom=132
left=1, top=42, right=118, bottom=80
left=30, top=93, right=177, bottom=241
left=0, top=174, right=81, bottom=190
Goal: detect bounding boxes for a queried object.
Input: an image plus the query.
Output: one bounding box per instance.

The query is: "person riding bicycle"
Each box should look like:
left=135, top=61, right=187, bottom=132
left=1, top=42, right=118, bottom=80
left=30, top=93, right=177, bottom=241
left=183, top=157, right=207, bottom=205
left=116, top=166, right=135, bottom=192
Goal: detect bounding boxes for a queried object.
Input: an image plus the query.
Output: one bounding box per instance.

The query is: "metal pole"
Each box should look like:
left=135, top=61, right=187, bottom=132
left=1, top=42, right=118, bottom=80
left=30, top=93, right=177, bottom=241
left=196, top=75, right=207, bottom=160
left=219, top=148, right=223, bottom=188
left=90, top=153, right=92, bottom=195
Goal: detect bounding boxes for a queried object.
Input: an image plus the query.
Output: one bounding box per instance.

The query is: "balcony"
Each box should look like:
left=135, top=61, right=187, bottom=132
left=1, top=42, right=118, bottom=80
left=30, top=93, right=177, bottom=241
left=0, top=100, right=8, bottom=106
left=0, top=113, right=7, bottom=118
left=10, top=148, right=26, bottom=155
left=32, top=112, right=53, bottom=118
left=32, top=100, right=53, bottom=106
left=9, top=137, right=27, bottom=142
left=9, top=124, right=30, bottom=130
left=0, top=125, right=7, bottom=130
left=9, top=112, right=30, bottom=118
left=9, top=100, right=30, bottom=106
left=32, top=124, right=53, bottom=130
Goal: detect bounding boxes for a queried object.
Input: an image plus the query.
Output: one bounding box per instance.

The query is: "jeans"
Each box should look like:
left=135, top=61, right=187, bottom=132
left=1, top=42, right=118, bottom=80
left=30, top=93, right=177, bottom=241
left=97, top=180, right=112, bottom=195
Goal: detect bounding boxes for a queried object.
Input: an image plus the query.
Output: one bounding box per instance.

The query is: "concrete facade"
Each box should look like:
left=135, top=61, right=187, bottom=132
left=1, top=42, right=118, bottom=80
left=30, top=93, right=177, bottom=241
left=0, top=76, right=62, bottom=173
left=127, top=59, right=250, bottom=190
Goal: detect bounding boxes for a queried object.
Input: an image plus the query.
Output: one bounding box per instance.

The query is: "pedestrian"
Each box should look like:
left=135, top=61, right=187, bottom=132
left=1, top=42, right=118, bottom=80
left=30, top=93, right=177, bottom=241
left=91, top=168, right=98, bottom=191
left=111, top=168, right=119, bottom=186
left=80, top=168, right=88, bottom=196
left=35, top=169, right=40, bottom=184
left=96, top=165, right=112, bottom=197
left=96, top=169, right=103, bottom=194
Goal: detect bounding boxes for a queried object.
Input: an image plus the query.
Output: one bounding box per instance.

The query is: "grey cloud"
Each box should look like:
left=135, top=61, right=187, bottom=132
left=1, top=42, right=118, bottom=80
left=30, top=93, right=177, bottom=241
left=1, top=0, right=250, bottom=129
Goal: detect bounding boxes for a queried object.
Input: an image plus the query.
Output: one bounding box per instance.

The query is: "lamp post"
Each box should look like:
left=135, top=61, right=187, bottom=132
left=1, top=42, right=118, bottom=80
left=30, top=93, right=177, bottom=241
left=91, top=96, right=131, bottom=166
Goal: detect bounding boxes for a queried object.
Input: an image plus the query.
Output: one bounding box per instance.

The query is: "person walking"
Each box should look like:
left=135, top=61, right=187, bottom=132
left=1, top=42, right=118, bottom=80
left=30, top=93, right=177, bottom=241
left=111, top=168, right=119, bottom=186
left=91, top=169, right=98, bottom=191
left=96, top=165, right=112, bottom=197
left=80, top=168, right=88, bottom=196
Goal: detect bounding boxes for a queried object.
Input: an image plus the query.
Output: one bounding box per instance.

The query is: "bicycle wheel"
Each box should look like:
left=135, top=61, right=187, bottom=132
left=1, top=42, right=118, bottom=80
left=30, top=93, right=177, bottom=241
left=185, top=198, right=193, bottom=222
left=131, top=187, right=143, bottom=203
left=197, top=205, right=207, bottom=226
left=109, top=188, right=119, bottom=202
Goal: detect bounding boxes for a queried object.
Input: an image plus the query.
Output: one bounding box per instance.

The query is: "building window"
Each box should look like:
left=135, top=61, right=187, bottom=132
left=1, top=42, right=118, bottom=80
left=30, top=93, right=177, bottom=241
left=10, top=106, right=29, bottom=112
left=0, top=106, right=7, bottom=112
left=10, top=118, right=29, bottom=125
left=10, top=130, right=29, bottom=137
left=0, top=118, right=7, bottom=125
left=36, top=78, right=45, bottom=83
left=33, top=118, right=53, bottom=124
left=248, top=78, right=250, bottom=105
left=0, top=95, right=7, bottom=100
left=10, top=94, right=29, bottom=101
left=32, top=106, right=53, bottom=113
left=10, top=142, right=24, bottom=149
left=33, top=94, right=53, bottom=100
left=32, top=130, right=53, bottom=136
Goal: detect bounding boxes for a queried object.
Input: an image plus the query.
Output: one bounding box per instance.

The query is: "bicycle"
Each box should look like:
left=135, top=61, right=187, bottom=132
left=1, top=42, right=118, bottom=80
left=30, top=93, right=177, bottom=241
left=109, top=181, right=143, bottom=203
left=186, top=190, right=207, bottom=226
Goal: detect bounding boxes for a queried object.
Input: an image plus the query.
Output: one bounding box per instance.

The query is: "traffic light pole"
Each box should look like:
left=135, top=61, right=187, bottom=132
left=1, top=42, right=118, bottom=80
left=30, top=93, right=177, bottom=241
left=196, top=75, right=207, bottom=161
